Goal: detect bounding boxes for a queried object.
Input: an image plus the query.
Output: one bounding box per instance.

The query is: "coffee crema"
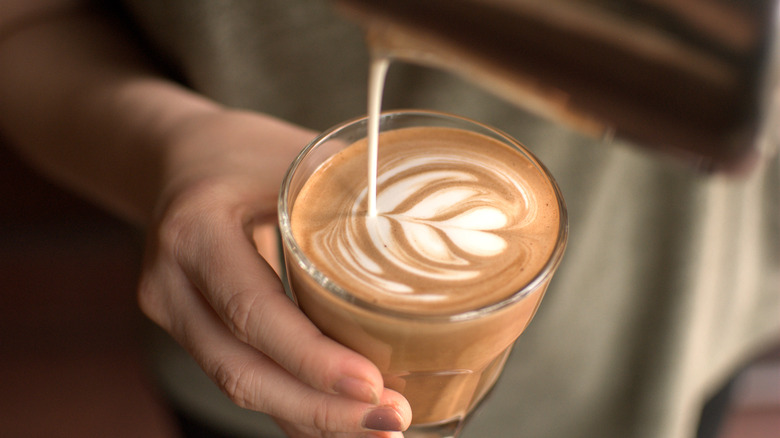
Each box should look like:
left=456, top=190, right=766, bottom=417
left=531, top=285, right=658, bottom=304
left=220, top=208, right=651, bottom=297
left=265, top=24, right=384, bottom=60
left=291, top=125, right=560, bottom=315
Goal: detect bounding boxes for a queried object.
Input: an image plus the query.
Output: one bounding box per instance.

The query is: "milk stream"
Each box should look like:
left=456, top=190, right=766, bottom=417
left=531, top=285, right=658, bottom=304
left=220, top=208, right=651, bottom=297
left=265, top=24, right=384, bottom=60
left=367, top=55, right=390, bottom=217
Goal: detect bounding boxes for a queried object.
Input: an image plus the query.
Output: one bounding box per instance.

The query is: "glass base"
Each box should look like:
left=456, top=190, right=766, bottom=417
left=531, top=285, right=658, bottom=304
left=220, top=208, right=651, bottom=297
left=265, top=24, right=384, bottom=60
left=404, top=418, right=463, bottom=438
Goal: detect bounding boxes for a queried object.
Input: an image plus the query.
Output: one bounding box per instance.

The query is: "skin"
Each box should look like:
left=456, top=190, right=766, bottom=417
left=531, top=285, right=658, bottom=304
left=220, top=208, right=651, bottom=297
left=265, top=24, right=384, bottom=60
left=0, top=1, right=411, bottom=437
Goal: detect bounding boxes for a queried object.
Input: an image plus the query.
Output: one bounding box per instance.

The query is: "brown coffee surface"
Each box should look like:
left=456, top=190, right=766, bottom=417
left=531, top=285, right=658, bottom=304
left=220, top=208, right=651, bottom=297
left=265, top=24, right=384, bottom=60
left=291, top=126, right=560, bottom=315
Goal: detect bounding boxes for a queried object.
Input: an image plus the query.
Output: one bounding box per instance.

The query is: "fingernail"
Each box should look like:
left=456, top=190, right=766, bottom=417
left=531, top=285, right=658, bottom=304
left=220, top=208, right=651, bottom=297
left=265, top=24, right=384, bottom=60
left=362, top=406, right=404, bottom=431
left=333, top=377, right=380, bottom=404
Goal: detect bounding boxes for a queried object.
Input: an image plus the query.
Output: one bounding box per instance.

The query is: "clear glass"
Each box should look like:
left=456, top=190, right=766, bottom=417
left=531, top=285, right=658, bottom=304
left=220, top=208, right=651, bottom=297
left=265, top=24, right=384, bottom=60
left=278, top=110, right=568, bottom=437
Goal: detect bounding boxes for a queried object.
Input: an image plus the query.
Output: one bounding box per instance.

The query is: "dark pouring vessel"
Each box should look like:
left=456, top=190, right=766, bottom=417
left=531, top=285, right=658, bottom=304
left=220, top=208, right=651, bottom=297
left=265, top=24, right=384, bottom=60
left=339, top=0, right=780, bottom=173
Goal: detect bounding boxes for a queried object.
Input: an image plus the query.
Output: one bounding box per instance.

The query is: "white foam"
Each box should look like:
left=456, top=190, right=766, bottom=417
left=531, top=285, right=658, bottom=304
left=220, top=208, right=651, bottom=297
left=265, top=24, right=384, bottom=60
left=363, top=214, right=480, bottom=282
left=400, top=221, right=463, bottom=264
left=443, top=206, right=508, bottom=230
left=377, top=170, right=472, bottom=213
left=400, top=186, right=479, bottom=219
left=441, top=228, right=507, bottom=256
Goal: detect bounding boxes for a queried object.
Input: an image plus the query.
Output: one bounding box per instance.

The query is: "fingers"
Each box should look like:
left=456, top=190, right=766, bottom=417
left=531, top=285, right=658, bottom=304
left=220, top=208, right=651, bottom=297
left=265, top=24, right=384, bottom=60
left=180, top=282, right=410, bottom=432
left=138, top=199, right=412, bottom=433
left=177, top=211, right=387, bottom=402
left=141, top=255, right=410, bottom=433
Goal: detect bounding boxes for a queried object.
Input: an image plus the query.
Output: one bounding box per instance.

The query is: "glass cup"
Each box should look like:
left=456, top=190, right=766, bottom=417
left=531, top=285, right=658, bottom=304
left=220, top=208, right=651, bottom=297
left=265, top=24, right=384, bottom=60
left=278, top=110, right=568, bottom=437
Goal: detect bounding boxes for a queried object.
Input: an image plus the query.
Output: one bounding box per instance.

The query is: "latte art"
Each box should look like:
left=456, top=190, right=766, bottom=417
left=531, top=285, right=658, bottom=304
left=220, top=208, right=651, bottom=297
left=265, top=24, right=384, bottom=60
left=292, top=126, right=559, bottom=314
left=325, top=153, right=536, bottom=296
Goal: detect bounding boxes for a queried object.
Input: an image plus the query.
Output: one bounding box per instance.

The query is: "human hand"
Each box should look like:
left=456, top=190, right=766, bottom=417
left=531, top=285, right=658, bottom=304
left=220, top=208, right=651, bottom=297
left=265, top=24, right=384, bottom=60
left=136, top=109, right=412, bottom=437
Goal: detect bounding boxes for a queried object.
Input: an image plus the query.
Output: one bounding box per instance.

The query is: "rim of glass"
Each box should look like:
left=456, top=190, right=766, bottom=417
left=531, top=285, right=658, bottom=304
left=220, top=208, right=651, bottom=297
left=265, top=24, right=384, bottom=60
left=278, top=109, right=568, bottom=322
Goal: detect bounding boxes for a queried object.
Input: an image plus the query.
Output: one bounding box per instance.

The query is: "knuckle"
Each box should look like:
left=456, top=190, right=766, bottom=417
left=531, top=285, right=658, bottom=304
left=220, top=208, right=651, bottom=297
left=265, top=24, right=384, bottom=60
left=310, top=398, right=335, bottom=431
left=155, top=180, right=233, bottom=256
left=135, top=253, right=176, bottom=328
left=213, top=359, right=260, bottom=410
left=136, top=274, right=161, bottom=320
left=223, top=290, right=262, bottom=344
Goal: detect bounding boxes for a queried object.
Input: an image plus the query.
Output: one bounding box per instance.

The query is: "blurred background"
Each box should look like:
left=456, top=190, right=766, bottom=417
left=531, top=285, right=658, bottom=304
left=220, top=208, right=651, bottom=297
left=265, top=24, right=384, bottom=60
left=0, top=139, right=778, bottom=437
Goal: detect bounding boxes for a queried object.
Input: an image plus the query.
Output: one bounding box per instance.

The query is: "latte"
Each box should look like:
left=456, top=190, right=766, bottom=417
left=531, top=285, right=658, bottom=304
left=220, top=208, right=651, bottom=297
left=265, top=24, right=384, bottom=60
left=280, top=111, right=566, bottom=425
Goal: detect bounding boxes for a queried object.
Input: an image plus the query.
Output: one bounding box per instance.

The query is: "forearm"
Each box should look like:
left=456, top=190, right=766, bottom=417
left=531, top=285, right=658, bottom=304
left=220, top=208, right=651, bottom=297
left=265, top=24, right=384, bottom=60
left=0, top=1, right=221, bottom=225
